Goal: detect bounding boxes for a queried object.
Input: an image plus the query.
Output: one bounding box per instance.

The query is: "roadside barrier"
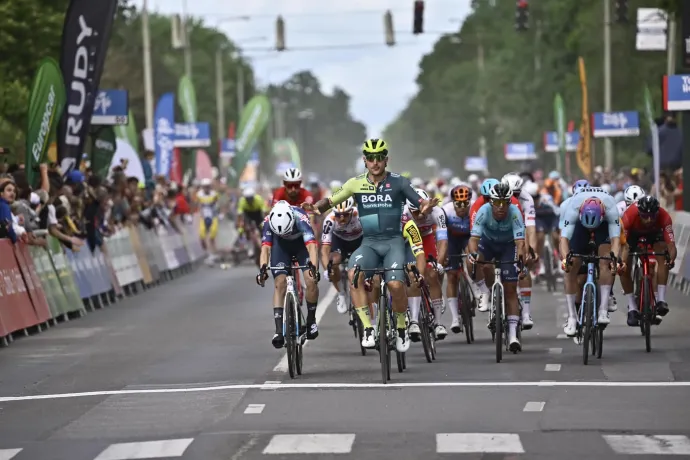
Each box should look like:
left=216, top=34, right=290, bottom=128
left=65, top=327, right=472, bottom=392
left=670, top=211, right=690, bottom=294
left=0, top=217, right=213, bottom=347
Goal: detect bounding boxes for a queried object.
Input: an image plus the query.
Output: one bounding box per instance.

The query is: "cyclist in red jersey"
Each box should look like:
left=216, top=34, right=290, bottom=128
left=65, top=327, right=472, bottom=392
left=273, top=167, right=315, bottom=226
left=619, top=195, right=677, bottom=326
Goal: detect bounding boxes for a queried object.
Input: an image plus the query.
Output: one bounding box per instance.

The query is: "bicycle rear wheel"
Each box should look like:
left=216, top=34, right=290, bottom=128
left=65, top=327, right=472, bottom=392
left=582, top=285, right=594, bottom=365
left=643, top=277, right=653, bottom=352
left=285, top=292, right=297, bottom=378
left=419, top=294, right=434, bottom=363
left=378, top=297, right=390, bottom=383
left=494, top=289, right=503, bottom=363
left=544, top=246, right=554, bottom=292
left=458, top=277, right=473, bottom=344
left=296, top=304, right=304, bottom=375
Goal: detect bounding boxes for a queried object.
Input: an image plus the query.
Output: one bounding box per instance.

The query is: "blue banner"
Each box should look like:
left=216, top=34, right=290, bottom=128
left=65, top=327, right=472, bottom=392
left=92, top=89, right=128, bottom=125
left=154, top=93, right=175, bottom=177
left=220, top=138, right=236, bottom=158
left=663, top=75, right=690, bottom=111
left=504, top=143, right=537, bottom=161
left=173, top=122, right=211, bottom=148
left=543, top=131, right=579, bottom=152
left=592, top=111, right=640, bottom=138
left=464, top=156, right=487, bottom=171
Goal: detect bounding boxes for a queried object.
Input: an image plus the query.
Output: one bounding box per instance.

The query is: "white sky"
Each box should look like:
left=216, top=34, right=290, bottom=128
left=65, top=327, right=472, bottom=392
left=132, top=0, right=471, bottom=137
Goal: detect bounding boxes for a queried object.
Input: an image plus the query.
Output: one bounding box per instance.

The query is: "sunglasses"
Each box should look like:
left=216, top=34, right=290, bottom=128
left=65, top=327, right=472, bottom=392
left=453, top=200, right=469, bottom=208
left=490, top=199, right=510, bottom=207
left=639, top=212, right=657, bottom=220
left=284, top=182, right=301, bottom=189
left=334, top=211, right=352, bottom=218
left=364, top=153, right=387, bottom=162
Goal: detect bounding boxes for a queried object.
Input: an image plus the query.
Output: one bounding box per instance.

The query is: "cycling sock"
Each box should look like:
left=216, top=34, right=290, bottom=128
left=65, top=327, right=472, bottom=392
left=599, top=285, right=611, bottom=313
left=447, top=297, right=459, bottom=322
left=657, top=285, right=666, bottom=302
left=356, top=306, right=372, bottom=328
left=307, top=301, right=317, bottom=323
left=518, top=287, right=531, bottom=317
left=476, top=279, right=490, bottom=294
left=396, top=311, right=407, bottom=329
left=431, top=298, right=443, bottom=322
left=565, top=294, right=577, bottom=318
left=626, top=293, right=636, bottom=312
left=408, top=296, right=421, bottom=323
left=508, top=315, right=519, bottom=340
left=273, top=307, right=283, bottom=333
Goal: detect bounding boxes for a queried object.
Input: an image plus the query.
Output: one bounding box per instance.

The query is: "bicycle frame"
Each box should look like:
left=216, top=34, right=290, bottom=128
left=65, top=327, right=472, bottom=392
left=579, top=260, right=599, bottom=328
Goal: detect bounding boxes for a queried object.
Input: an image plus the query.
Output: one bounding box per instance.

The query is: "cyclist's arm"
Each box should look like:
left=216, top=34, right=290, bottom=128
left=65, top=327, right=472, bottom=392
left=295, top=212, right=320, bottom=268
left=559, top=207, right=577, bottom=258
left=259, top=218, right=272, bottom=267
left=659, top=209, right=678, bottom=261
left=510, top=205, right=527, bottom=260
left=403, top=219, right=426, bottom=278
left=318, top=179, right=354, bottom=212
left=320, top=216, right=335, bottom=269
left=434, top=209, right=449, bottom=265
left=468, top=206, right=486, bottom=255
left=603, top=197, right=621, bottom=257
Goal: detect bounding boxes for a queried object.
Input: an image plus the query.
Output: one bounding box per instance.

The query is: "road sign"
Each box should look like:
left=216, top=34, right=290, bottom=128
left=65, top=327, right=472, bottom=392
left=543, top=131, right=579, bottom=152
left=464, top=156, right=487, bottom=171
left=663, top=75, right=690, bottom=110
left=504, top=143, right=536, bottom=161
left=591, top=111, right=640, bottom=137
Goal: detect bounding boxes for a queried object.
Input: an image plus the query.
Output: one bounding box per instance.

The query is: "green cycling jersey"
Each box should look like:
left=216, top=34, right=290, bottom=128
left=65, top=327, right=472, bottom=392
left=329, top=172, right=421, bottom=240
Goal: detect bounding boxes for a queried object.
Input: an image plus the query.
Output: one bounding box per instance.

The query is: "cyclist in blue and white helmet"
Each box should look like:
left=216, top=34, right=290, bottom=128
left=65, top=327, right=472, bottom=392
left=558, top=180, right=590, bottom=230
left=572, top=179, right=589, bottom=195
left=480, top=178, right=499, bottom=198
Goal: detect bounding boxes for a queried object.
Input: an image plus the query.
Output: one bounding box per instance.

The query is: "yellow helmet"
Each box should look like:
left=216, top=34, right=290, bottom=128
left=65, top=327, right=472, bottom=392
left=362, top=138, right=388, bottom=155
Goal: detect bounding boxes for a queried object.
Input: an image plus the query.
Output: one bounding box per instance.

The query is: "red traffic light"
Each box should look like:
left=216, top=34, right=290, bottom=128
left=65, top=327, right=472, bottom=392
left=517, top=0, right=528, bottom=8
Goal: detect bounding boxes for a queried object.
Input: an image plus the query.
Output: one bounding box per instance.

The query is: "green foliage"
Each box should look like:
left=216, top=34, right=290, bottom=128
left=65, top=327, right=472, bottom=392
left=384, top=0, right=672, bottom=176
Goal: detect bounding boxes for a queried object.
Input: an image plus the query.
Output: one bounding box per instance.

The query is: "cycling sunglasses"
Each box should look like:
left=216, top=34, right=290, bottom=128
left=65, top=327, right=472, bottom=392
left=364, top=153, right=387, bottom=162
left=453, top=200, right=470, bottom=208
left=639, top=211, right=657, bottom=220
left=490, top=198, right=510, bottom=207
left=284, top=182, right=301, bottom=189
left=334, top=211, right=352, bottom=218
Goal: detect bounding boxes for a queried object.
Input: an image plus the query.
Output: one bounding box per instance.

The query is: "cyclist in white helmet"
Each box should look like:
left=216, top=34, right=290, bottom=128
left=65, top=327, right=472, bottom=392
left=272, top=167, right=316, bottom=228
left=617, top=185, right=645, bottom=216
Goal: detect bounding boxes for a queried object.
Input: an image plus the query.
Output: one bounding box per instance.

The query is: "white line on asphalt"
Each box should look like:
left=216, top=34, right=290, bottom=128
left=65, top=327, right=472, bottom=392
left=263, top=434, right=356, bottom=454
left=5, top=381, right=690, bottom=403
left=556, top=334, right=567, bottom=339
left=273, top=286, right=338, bottom=373
left=94, top=439, right=194, bottom=460
left=0, top=449, right=22, bottom=460
left=523, top=401, right=546, bottom=412
left=243, top=404, right=265, bottom=414
left=603, top=435, right=690, bottom=455
left=548, top=348, right=562, bottom=354
left=545, top=364, right=561, bottom=371
left=263, top=381, right=281, bottom=385
left=436, top=433, right=525, bottom=453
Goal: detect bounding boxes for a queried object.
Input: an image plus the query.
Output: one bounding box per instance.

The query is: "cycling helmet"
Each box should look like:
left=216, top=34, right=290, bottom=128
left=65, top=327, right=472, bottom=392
left=268, top=201, right=295, bottom=235
left=407, top=188, right=430, bottom=210
left=480, top=178, right=499, bottom=197
left=489, top=182, right=512, bottom=200
left=200, top=178, right=212, bottom=187
left=425, top=182, right=438, bottom=194
left=579, top=198, right=604, bottom=229
left=329, top=180, right=342, bottom=191
left=501, top=173, right=524, bottom=194
left=637, top=195, right=660, bottom=215
left=283, top=167, right=302, bottom=182
left=601, top=183, right=612, bottom=195
left=467, top=174, right=480, bottom=183
left=334, top=197, right=355, bottom=213
left=450, top=176, right=462, bottom=186
left=450, top=185, right=472, bottom=202
left=242, top=187, right=255, bottom=198
left=624, top=185, right=645, bottom=206
left=549, top=170, right=560, bottom=180
left=362, top=138, right=388, bottom=155
left=523, top=181, right=539, bottom=198
left=572, top=179, right=589, bottom=194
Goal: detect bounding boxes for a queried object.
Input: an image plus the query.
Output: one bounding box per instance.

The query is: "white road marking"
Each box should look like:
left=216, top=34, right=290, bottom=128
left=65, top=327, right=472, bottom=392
left=545, top=364, right=561, bottom=371
left=263, top=381, right=281, bottom=385
left=523, top=401, right=546, bottom=412
left=556, top=334, right=567, bottom=339
left=94, top=439, right=194, bottom=460
left=263, top=434, right=355, bottom=454
left=0, top=449, right=22, bottom=460
left=3, top=381, right=690, bottom=403
left=244, top=403, right=265, bottom=414
left=548, top=348, right=562, bottom=354
left=603, top=435, right=690, bottom=455
left=273, top=286, right=338, bottom=373
left=436, top=433, right=525, bottom=453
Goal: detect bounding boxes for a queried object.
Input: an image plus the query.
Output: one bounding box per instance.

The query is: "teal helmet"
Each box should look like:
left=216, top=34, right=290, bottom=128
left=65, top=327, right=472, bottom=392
left=480, top=178, right=499, bottom=197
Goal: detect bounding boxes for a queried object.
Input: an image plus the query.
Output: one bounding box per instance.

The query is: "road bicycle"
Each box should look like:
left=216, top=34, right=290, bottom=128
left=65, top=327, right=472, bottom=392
left=541, top=234, right=559, bottom=292
left=444, top=253, right=475, bottom=344
left=327, top=258, right=366, bottom=356
left=472, top=256, right=525, bottom=363
left=409, top=262, right=437, bottom=362
left=352, top=265, right=411, bottom=384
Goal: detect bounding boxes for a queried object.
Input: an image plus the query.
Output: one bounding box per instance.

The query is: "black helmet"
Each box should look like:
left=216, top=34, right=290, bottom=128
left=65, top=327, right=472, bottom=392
left=489, top=182, right=512, bottom=200
left=637, top=195, right=660, bottom=215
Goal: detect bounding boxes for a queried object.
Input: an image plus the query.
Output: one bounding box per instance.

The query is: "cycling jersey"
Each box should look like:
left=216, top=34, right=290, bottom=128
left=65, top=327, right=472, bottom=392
left=197, top=189, right=219, bottom=219
left=272, top=187, right=313, bottom=207
left=471, top=203, right=525, bottom=243
left=616, top=200, right=628, bottom=217
left=470, top=195, right=521, bottom=227
left=621, top=203, right=675, bottom=244
left=558, top=196, right=574, bottom=230
left=560, top=188, right=620, bottom=241
left=514, top=190, right=536, bottom=228
left=441, top=202, right=471, bottom=237
left=237, top=194, right=268, bottom=214
left=321, top=209, right=364, bottom=244
left=261, top=206, right=317, bottom=246
left=401, top=205, right=448, bottom=240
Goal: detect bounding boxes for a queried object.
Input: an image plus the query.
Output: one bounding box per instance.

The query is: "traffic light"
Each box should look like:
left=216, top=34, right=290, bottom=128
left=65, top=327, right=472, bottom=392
left=515, top=0, right=528, bottom=31
left=384, top=10, right=395, bottom=46
left=413, top=1, right=424, bottom=35
left=614, top=0, right=628, bottom=23
left=276, top=16, right=286, bottom=51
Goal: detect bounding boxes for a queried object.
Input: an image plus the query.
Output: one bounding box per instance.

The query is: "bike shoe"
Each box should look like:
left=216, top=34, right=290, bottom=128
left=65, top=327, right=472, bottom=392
left=362, top=327, right=376, bottom=349
left=408, top=322, right=421, bottom=342
left=306, top=322, right=319, bottom=340
left=627, top=310, right=641, bottom=327
left=656, top=301, right=669, bottom=317
left=272, top=333, right=285, bottom=349
left=509, top=337, right=521, bottom=353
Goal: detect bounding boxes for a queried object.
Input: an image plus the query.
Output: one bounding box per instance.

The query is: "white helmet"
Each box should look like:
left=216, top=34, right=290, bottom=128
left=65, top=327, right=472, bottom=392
left=601, top=183, right=612, bottom=194
left=329, top=180, right=342, bottom=191
left=407, top=188, right=430, bottom=210
left=411, top=177, right=425, bottom=188
left=468, top=174, right=479, bottom=183
left=334, top=197, right=355, bottom=213
left=524, top=181, right=539, bottom=197
left=268, top=201, right=295, bottom=236
left=242, top=187, right=255, bottom=198
left=283, top=168, right=302, bottom=182
left=501, top=173, right=523, bottom=194
left=450, top=176, right=462, bottom=186
left=624, top=185, right=645, bottom=205
left=200, top=178, right=212, bottom=187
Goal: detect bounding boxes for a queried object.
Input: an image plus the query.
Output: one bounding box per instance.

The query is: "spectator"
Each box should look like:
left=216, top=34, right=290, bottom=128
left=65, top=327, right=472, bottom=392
left=0, top=180, right=17, bottom=243
left=647, top=111, right=682, bottom=172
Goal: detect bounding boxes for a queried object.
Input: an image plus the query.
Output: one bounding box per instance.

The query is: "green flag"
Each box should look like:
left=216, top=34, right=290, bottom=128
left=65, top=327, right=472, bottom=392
left=90, top=127, right=117, bottom=178
left=230, top=94, right=271, bottom=187
left=273, top=138, right=301, bottom=169
left=554, top=93, right=566, bottom=174
left=114, top=108, right=138, bottom=151
left=177, top=75, right=197, bottom=123
left=643, top=84, right=655, bottom=131
left=25, top=58, right=66, bottom=185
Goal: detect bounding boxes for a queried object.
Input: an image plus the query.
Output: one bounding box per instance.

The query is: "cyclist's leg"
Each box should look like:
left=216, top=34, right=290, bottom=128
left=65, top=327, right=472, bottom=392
left=329, top=236, right=346, bottom=312
left=199, top=217, right=209, bottom=250
left=535, top=218, right=547, bottom=275
left=445, top=236, right=467, bottom=333
left=208, top=217, right=219, bottom=256
left=269, top=240, right=291, bottom=348
left=652, top=234, right=670, bottom=316
left=476, top=236, right=496, bottom=312
left=422, top=234, right=446, bottom=338
left=381, top=238, right=412, bottom=352
left=294, top=242, right=320, bottom=339
left=499, top=242, right=521, bottom=348
left=563, top=224, right=585, bottom=335
left=620, top=234, right=639, bottom=325
left=348, top=241, right=381, bottom=347
left=595, top=225, right=613, bottom=323
left=404, top=242, right=422, bottom=341
left=519, top=225, right=535, bottom=328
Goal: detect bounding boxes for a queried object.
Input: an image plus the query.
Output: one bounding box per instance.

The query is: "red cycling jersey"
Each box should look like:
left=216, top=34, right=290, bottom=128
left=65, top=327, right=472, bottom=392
left=272, top=187, right=313, bottom=207
left=621, top=203, right=675, bottom=244
left=469, top=195, right=522, bottom=228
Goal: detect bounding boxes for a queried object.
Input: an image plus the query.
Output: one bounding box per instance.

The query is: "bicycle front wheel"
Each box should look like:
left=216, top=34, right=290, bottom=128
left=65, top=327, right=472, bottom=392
left=285, top=292, right=297, bottom=378
left=643, top=277, right=653, bottom=352
left=420, top=294, right=434, bottom=363
left=582, top=285, right=595, bottom=366
left=494, top=288, right=503, bottom=363
left=378, top=296, right=389, bottom=383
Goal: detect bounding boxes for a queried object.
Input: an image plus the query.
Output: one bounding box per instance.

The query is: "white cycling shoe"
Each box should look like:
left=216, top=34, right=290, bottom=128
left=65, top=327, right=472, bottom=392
left=450, top=318, right=462, bottom=333
left=435, top=324, right=448, bottom=340
left=477, top=293, right=490, bottom=312
left=408, top=322, right=421, bottom=342
left=598, top=310, right=610, bottom=325
left=336, top=294, right=348, bottom=314
left=564, top=316, right=578, bottom=337
left=396, top=328, right=411, bottom=352
left=608, top=294, right=618, bottom=312
left=361, top=327, right=376, bottom=349
left=521, top=314, right=534, bottom=330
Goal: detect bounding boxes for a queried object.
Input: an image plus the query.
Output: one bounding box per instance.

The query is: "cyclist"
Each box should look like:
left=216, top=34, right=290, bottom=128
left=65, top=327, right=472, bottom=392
left=619, top=195, right=677, bottom=326
left=501, top=173, right=537, bottom=329
left=559, top=188, right=622, bottom=336
left=320, top=197, right=363, bottom=313
left=236, top=186, right=269, bottom=256
left=273, top=168, right=316, bottom=231
left=197, top=178, right=219, bottom=262
left=303, top=138, right=437, bottom=351
left=468, top=182, right=527, bottom=352
left=404, top=188, right=449, bottom=341
left=617, top=185, right=645, bottom=216
left=470, top=178, right=521, bottom=312
left=526, top=181, right=560, bottom=277
left=442, top=184, right=472, bottom=333
left=257, top=200, right=321, bottom=348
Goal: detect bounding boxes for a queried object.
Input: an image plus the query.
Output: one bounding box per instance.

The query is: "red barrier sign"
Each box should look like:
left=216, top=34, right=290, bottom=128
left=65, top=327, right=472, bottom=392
left=14, top=243, right=52, bottom=323
left=0, top=240, right=39, bottom=333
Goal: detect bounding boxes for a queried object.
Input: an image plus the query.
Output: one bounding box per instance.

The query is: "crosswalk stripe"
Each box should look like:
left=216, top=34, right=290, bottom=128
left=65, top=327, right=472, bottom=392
left=436, top=433, right=525, bottom=453
left=263, top=434, right=356, bottom=454
left=0, top=449, right=22, bottom=460
left=603, top=435, right=690, bottom=455
left=94, top=439, right=194, bottom=460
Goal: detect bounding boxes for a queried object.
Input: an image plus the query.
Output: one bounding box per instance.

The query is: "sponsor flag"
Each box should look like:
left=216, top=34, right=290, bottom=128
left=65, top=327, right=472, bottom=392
left=230, top=94, right=271, bottom=186
left=114, top=108, right=139, bottom=151
left=90, top=126, right=117, bottom=178
left=57, top=0, right=118, bottom=175
left=554, top=93, right=566, bottom=174
left=25, top=58, right=66, bottom=185
left=153, top=93, right=175, bottom=177
left=575, top=57, right=592, bottom=179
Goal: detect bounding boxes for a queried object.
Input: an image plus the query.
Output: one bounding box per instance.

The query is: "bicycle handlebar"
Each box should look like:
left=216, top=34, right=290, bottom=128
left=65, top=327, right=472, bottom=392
left=470, top=256, right=524, bottom=279
left=352, top=264, right=412, bottom=289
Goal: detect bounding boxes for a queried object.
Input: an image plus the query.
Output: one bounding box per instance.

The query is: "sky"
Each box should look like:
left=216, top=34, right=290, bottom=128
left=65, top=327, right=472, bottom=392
left=132, top=0, right=471, bottom=137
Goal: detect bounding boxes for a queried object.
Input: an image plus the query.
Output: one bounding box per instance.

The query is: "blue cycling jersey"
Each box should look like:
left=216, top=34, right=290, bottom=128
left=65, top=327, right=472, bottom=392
left=560, top=188, right=620, bottom=240
left=470, top=203, right=525, bottom=243
left=558, top=197, right=573, bottom=230
left=262, top=206, right=317, bottom=246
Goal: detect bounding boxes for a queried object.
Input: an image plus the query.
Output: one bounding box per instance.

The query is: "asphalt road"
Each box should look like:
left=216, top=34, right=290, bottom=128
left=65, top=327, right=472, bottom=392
left=0, top=264, right=689, bottom=459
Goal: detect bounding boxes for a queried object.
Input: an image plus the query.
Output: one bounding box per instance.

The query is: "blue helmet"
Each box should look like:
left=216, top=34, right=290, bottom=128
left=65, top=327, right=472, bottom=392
left=579, top=198, right=604, bottom=229
left=480, top=178, right=499, bottom=197
left=572, top=179, right=589, bottom=195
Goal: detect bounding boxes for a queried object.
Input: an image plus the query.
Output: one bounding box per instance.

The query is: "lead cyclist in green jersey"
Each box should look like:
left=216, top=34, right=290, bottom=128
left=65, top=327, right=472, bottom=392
left=302, top=138, right=438, bottom=352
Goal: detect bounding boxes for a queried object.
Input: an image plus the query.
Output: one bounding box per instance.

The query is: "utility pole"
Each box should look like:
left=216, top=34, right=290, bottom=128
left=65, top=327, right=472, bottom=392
left=182, top=0, right=192, bottom=77
left=215, top=49, right=225, bottom=143
left=604, top=0, right=613, bottom=170
left=141, top=0, right=154, bottom=129
left=668, top=12, right=676, bottom=76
